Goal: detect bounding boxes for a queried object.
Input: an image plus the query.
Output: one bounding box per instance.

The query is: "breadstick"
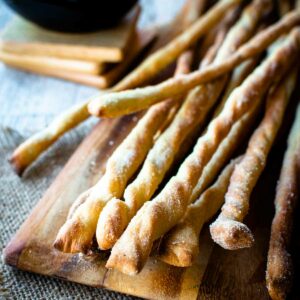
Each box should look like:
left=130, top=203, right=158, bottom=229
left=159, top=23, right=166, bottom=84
left=54, top=45, right=196, bottom=254
left=106, top=32, right=300, bottom=275
left=159, top=156, right=241, bottom=267
left=266, top=102, right=300, bottom=300
left=113, top=0, right=240, bottom=90
left=88, top=11, right=300, bottom=118
left=158, top=65, right=264, bottom=266
left=96, top=0, right=269, bottom=250
left=210, top=67, right=298, bottom=250
left=158, top=103, right=261, bottom=267
left=9, top=0, right=205, bottom=176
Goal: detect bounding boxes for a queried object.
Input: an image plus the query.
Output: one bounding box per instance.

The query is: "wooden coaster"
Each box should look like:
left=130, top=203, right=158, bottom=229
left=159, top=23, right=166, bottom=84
left=0, top=5, right=140, bottom=63
left=0, top=28, right=156, bottom=88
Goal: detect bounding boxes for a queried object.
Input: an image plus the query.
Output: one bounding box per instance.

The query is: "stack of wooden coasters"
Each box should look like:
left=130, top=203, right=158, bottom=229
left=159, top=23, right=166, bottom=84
left=0, top=6, right=155, bottom=88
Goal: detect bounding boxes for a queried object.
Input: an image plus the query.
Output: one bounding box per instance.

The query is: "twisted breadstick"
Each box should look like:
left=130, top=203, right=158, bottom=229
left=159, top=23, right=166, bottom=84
left=89, top=10, right=300, bottom=118
left=159, top=156, right=241, bottom=267
left=9, top=0, right=206, bottom=175
left=210, top=67, right=298, bottom=250
left=158, top=103, right=261, bottom=267
left=106, top=31, right=300, bottom=275
left=96, top=0, right=269, bottom=251
left=158, top=56, right=262, bottom=267
left=53, top=47, right=195, bottom=254
left=266, top=102, right=300, bottom=300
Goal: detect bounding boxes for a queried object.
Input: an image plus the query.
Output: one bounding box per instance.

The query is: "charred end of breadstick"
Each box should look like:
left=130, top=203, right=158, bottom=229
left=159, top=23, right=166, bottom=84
left=106, top=236, right=144, bottom=275
left=9, top=151, right=27, bottom=176
left=159, top=222, right=199, bottom=267
left=54, top=190, right=95, bottom=253
left=53, top=218, right=92, bottom=254
left=266, top=250, right=293, bottom=300
left=209, top=217, right=254, bottom=250
left=96, top=198, right=129, bottom=250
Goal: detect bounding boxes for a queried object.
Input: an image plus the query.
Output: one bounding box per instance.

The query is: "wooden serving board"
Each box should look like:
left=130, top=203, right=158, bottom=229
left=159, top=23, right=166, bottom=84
left=3, top=115, right=213, bottom=300
left=3, top=90, right=300, bottom=299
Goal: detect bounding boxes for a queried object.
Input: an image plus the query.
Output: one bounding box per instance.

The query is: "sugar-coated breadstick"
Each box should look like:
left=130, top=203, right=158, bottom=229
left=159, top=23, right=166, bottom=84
left=96, top=0, right=269, bottom=251
left=158, top=63, right=264, bottom=266
left=88, top=11, right=300, bottom=118
left=210, top=67, right=298, bottom=250
left=159, top=156, right=241, bottom=267
left=9, top=0, right=205, bottom=175
left=106, top=31, right=299, bottom=275
left=53, top=46, right=195, bottom=254
left=158, top=103, right=261, bottom=267
left=266, top=102, right=300, bottom=300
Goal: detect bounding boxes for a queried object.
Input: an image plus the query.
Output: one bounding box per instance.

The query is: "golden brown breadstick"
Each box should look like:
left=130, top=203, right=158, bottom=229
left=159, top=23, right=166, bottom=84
left=158, top=103, right=261, bottom=267
left=210, top=67, right=298, bottom=250
left=88, top=10, right=300, bottom=118
left=10, top=101, right=91, bottom=175
left=106, top=31, right=300, bottom=275
left=159, top=156, right=242, bottom=267
left=8, top=0, right=204, bottom=176
left=113, top=0, right=240, bottom=90
left=158, top=63, right=265, bottom=266
left=54, top=45, right=196, bottom=254
left=96, top=0, right=269, bottom=251
left=266, top=102, right=300, bottom=300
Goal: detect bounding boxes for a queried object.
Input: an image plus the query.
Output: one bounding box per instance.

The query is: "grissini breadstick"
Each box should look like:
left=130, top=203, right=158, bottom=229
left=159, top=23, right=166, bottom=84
left=106, top=31, right=300, bottom=275
left=159, top=156, right=242, bottom=267
left=66, top=51, right=194, bottom=222
left=8, top=0, right=205, bottom=176
left=88, top=10, right=300, bottom=118
left=266, top=102, right=300, bottom=300
left=210, top=67, right=298, bottom=250
left=159, top=65, right=264, bottom=266
left=158, top=103, right=261, bottom=267
left=54, top=45, right=196, bottom=254
left=96, top=0, right=269, bottom=251
left=113, top=0, right=240, bottom=90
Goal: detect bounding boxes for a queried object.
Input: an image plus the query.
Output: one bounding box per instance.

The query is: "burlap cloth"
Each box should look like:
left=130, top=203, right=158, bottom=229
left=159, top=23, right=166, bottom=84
left=0, top=1, right=184, bottom=298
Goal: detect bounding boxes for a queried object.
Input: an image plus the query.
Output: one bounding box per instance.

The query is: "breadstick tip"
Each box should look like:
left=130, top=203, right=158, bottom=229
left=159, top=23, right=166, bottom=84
left=53, top=218, right=92, bottom=253
left=209, top=217, right=254, bottom=250
left=266, top=251, right=293, bottom=300
left=96, top=198, right=129, bottom=250
left=8, top=153, right=25, bottom=176
left=54, top=190, right=96, bottom=253
left=159, top=223, right=199, bottom=267
left=106, top=243, right=141, bottom=275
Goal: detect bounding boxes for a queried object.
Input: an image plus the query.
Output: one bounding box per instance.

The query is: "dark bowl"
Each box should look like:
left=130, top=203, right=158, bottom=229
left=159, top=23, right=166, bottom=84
left=3, top=0, right=138, bottom=32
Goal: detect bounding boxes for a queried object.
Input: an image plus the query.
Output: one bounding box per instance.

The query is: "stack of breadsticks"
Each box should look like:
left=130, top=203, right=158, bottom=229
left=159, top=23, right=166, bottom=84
left=10, top=0, right=300, bottom=298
